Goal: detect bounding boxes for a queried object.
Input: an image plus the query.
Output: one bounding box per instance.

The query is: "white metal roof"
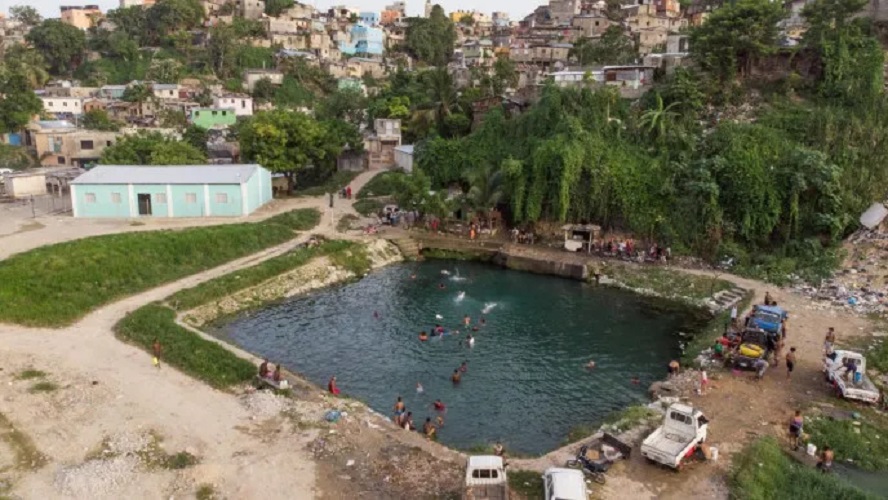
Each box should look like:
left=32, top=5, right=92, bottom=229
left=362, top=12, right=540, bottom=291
left=467, top=455, right=503, bottom=469
left=71, top=165, right=260, bottom=185
left=543, top=468, right=588, bottom=500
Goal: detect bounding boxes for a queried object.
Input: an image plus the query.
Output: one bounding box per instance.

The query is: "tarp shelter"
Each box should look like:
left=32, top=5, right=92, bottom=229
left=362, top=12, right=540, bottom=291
left=860, top=203, right=888, bottom=229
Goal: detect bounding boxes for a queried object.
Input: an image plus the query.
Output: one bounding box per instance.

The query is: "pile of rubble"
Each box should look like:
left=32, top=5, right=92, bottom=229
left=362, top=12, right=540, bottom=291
left=792, top=229, right=888, bottom=315
left=648, top=369, right=704, bottom=401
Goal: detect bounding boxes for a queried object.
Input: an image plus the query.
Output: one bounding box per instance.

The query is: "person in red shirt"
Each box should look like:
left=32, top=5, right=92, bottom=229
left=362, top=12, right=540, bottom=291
left=328, top=375, right=341, bottom=395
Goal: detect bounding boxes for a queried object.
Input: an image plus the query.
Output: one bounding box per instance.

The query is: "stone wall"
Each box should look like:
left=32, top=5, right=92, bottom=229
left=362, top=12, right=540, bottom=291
left=493, top=252, right=589, bottom=281
left=183, top=239, right=403, bottom=327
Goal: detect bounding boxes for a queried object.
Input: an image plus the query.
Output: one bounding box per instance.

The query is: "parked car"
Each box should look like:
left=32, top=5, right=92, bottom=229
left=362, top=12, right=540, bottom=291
left=463, top=455, right=508, bottom=500
left=747, top=304, right=787, bottom=336
left=641, top=403, right=709, bottom=470
left=733, top=328, right=771, bottom=370
left=824, top=350, right=881, bottom=404
left=542, top=467, right=588, bottom=500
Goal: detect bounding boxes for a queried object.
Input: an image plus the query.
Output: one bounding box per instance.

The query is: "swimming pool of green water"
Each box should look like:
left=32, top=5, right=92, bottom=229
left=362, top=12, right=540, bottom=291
left=215, top=261, right=708, bottom=454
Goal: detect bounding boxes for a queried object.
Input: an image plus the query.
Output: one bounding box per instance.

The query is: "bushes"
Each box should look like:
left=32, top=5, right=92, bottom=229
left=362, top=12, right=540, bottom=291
left=356, top=170, right=405, bottom=199
left=115, top=304, right=255, bottom=389
left=353, top=199, right=385, bottom=216
left=730, top=437, right=876, bottom=500
left=805, top=417, right=888, bottom=472
left=0, top=209, right=320, bottom=327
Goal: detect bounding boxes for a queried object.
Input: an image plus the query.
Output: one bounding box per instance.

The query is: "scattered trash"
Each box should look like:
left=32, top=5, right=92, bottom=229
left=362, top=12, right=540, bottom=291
left=325, top=410, right=342, bottom=423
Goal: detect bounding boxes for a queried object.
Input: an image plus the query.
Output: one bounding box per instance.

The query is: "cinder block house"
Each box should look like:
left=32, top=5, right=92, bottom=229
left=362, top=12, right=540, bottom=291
left=70, top=164, right=272, bottom=218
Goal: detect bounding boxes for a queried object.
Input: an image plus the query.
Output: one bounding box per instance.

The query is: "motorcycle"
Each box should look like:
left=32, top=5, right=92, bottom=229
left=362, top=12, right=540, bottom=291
left=565, top=445, right=610, bottom=484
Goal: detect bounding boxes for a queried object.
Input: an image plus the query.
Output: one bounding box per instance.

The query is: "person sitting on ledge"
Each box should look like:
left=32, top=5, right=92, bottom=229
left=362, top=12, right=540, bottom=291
left=328, top=375, right=341, bottom=395
left=259, top=359, right=270, bottom=378
left=272, top=365, right=282, bottom=382
left=423, top=417, right=437, bottom=440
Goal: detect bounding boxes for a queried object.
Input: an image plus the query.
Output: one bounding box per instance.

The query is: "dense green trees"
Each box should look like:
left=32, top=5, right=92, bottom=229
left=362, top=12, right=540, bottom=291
left=100, top=132, right=207, bottom=165
left=689, top=0, right=785, bottom=84
left=0, top=71, right=42, bottom=134
left=570, top=26, right=637, bottom=66
left=405, top=5, right=457, bottom=66
left=82, top=110, right=121, bottom=131
left=239, top=110, right=352, bottom=192
left=25, top=20, right=86, bottom=76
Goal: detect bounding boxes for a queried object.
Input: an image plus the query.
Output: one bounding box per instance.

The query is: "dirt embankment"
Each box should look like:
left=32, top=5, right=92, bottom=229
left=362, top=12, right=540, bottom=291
left=183, top=239, right=403, bottom=327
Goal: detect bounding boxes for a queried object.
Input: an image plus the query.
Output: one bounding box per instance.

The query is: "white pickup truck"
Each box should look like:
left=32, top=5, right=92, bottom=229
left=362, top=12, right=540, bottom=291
left=463, top=455, right=508, bottom=500
left=640, top=403, right=709, bottom=470
left=824, top=350, right=881, bottom=404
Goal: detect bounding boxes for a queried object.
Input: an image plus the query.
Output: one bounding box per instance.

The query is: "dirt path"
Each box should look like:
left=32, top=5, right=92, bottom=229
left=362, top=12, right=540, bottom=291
left=0, top=170, right=386, bottom=499
left=598, top=268, right=872, bottom=499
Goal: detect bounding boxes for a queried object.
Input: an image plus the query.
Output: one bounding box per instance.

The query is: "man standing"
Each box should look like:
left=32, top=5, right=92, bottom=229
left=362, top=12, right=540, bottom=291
left=152, top=339, right=163, bottom=369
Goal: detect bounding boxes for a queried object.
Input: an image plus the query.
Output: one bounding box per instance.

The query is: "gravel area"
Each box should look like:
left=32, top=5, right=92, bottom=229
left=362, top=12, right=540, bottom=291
left=240, top=391, right=289, bottom=419
left=54, top=456, right=140, bottom=498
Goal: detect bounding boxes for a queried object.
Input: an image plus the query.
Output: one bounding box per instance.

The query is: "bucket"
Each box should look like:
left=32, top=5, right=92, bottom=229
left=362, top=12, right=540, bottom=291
left=807, top=443, right=817, bottom=456
left=710, top=447, right=719, bottom=461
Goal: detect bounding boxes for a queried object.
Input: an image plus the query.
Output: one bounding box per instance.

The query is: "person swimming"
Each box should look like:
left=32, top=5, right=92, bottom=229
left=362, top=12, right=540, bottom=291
left=460, top=361, right=468, bottom=373
left=435, top=325, right=445, bottom=334
left=467, top=333, right=475, bottom=347
left=416, top=382, right=424, bottom=393
left=451, top=370, right=461, bottom=384
left=436, top=415, right=444, bottom=427
left=419, top=331, right=429, bottom=341
left=423, top=417, right=437, bottom=440
left=463, top=315, right=471, bottom=326
left=434, top=399, right=446, bottom=411
left=373, top=311, right=379, bottom=319
left=631, top=377, right=641, bottom=384
left=479, top=317, right=486, bottom=326
left=586, top=360, right=596, bottom=369
left=438, top=283, right=446, bottom=290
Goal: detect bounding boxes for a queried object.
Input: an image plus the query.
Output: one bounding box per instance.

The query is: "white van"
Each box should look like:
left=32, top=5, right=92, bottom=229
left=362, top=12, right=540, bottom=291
left=543, top=467, right=588, bottom=500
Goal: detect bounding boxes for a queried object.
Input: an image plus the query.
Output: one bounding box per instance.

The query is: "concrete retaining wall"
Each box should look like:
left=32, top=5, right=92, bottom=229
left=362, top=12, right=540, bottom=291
left=493, top=252, right=588, bottom=281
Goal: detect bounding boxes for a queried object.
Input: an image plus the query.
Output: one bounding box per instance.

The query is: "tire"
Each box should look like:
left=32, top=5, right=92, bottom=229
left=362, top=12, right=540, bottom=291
left=592, top=472, right=606, bottom=485
left=565, top=459, right=580, bottom=469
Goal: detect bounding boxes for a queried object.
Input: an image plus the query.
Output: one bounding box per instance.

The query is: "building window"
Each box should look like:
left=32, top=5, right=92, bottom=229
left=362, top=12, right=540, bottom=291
left=155, top=193, right=167, bottom=204
left=185, top=193, right=197, bottom=204
left=215, top=193, right=229, bottom=203
left=241, top=100, right=247, bottom=108
left=111, top=192, right=122, bottom=204
left=58, top=156, right=66, bottom=164
left=107, top=141, right=112, bottom=146
left=80, top=140, right=94, bottom=150
left=63, top=102, right=68, bottom=107
left=85, top=193, right=97, bottom=203
left=212, top=110, right=218, bottom=116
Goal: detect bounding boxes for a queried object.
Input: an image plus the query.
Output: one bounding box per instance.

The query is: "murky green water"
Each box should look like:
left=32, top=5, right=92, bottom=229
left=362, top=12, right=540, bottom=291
left=216, top=261, right=707, bottom=454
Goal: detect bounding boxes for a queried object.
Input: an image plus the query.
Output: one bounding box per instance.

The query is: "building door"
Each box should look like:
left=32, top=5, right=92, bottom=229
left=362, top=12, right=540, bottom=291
left=137, top=193, right=152, bottom=216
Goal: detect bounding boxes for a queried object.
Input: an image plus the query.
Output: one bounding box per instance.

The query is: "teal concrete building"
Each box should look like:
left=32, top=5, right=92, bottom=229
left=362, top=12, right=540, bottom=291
left=70, top=164, right=272, bottom=218
left=190, top=108, right=237, bottom=129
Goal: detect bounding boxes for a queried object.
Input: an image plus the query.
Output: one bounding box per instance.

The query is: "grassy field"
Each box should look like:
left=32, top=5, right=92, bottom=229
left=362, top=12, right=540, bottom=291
left=730, top=437, right=876, bottom=500
left=115, top=304, right=256, bottom=389
left=356, top=170, right=404, bottom=199
left=0, top=209, right=320, bottom=327
left=507, top=470, right=544, bottom=500
left=353, top=198, right=385, bottom=216
left=119, top=239, right=368, bottom=389
left=805, top=416, right=888, bottom=472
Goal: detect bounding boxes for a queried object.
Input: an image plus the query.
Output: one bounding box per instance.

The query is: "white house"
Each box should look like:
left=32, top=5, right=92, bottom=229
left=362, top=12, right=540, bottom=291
left=213, top=95, right=254, bottom=117
left=152, top=84, right=180, bottom=100
left=393, top=144, right=414, bottom=173
left=40, top=96, right=84, bottom=116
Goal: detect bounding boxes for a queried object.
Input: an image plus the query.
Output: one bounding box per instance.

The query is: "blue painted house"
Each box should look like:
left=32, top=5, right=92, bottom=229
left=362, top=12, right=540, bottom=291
left=70, top=164, right=272, bottom=218
left=340, top=23, right=385, bottom=56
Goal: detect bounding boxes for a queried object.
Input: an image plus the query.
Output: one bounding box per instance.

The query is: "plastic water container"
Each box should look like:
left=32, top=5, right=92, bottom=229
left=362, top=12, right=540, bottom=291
left=854, top=371, right=863, bottom=384
left=710, top=447, right=719, bottom=461
left=807, top=443, right=817, bottom=456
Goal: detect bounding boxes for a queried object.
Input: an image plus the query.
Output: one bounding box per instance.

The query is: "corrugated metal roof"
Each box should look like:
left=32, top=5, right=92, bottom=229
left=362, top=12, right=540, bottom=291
left=71, top=165, right=260, bottom=185
left=394, top=145, right=414, bottom=155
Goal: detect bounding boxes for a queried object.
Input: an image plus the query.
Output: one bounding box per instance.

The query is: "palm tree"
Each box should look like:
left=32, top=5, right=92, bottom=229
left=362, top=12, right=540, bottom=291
left=639, top=93, right=681, bottom=145
left=421, top=67, right=456, bottom=120
left=464, top=163, right=505, bottom=224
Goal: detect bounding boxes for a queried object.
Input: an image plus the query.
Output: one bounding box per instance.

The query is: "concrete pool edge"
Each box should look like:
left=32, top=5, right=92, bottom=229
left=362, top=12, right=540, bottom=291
left=175, top=237, right=746, bottom=458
